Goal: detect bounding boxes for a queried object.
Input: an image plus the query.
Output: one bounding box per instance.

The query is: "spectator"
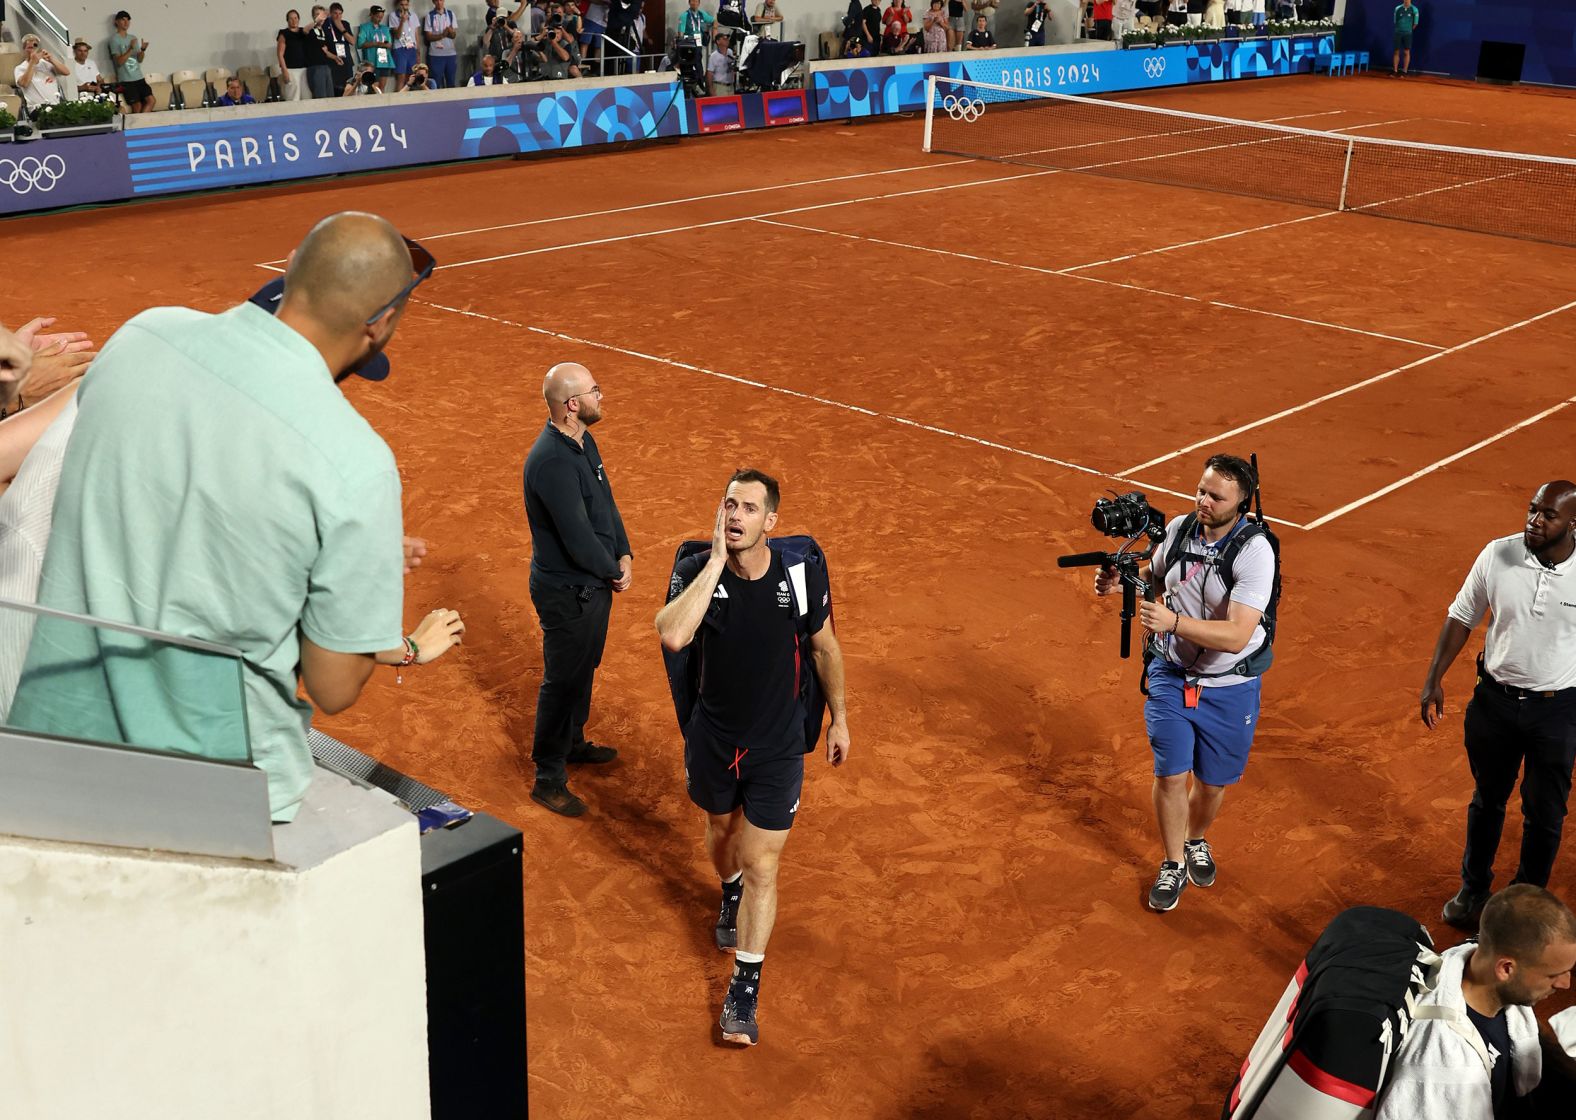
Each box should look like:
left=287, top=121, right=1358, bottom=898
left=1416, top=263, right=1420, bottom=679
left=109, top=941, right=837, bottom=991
left=1024, top=0, right=1049, bottom=44
left=678, top=0, right=714, bottom=46
left=322, top=2, right=355, bottom=92
left=1376, top=886, right=1575, bottom=1119
left=481, top=4, right=516, bottom=64
left=217, top=75, right=256, bottom=105
left=559, top=0, right=585, bottom=61
left=753, top=0, right=782, bottom=39
left=581, top=0, right=610, bottom=72
left=400, top=59, right=431, bottom=88
left=68, top=38, right=104, bottom=96
left=922, top=0, right=948, bottom=50
left=391, top=0, right=421, bottom=85
left=969, top=0, right=997, bottom=35
left=1091, top=0, right=1113, bottom=38
left=276, top=9, right=311, bottom=101
left=539, top=3, right=582, bottom=78
left=1251, top=0, right=1265, bottom=29
left=307, top=5, right=338, bottom=98
left=945, top=0, right=965, bottom=48
left=1165, top=0, right=1185, bottom=25
left=1185, top=0, right=1203, bottom=26
left=423, top=0, right=459, bottom=87
left=13, top=35, right=64, bottom=111
left=860, top=0, right=881, bottom=50
left=706, top=28, right=733, bottom=92
left=357, top=5, right=395, bottom=90
left=964, top=11, right=995, bottom=46
left=469, top=52, right=508, bottom=82
left=881, top=0, right=912, bottom=52
left=528, top=0, right=548, bottom=35
left=107, top=11, right=154, bottom=114
left=7, top=214, right=463, bottom=825
left=841, top=30, right=870, bottom=56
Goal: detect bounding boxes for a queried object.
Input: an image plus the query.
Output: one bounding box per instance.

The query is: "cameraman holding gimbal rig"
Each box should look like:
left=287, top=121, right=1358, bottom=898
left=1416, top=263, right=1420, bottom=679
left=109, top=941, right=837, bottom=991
left=1068, top=454, right=1281, bottom=914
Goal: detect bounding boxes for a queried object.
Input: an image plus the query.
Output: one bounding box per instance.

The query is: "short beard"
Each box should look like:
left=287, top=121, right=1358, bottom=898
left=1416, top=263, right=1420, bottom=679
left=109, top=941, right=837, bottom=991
left=1494, top=976, right=1537, bottom=1008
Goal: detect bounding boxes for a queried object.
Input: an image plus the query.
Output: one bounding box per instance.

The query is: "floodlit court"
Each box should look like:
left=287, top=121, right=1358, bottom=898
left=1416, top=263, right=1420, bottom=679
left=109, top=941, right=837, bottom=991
left=6, top=68, right=1576, bottom=1117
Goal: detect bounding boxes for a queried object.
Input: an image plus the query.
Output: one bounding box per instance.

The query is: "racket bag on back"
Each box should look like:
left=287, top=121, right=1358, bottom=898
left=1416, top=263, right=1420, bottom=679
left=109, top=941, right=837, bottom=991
left=1223, top=906, right=1441, bottom=1120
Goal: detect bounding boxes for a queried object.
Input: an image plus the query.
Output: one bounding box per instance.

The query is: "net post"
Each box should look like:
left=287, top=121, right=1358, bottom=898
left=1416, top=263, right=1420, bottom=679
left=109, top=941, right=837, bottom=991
left=1337, top=138, right=1353, bottom=211
left=923, top=74, right=935, bottom=153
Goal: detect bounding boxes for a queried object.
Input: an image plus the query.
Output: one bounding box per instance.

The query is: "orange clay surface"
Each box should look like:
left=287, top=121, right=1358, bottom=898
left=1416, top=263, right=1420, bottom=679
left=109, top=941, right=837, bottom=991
left=6, top=72, right=1576, bottom=1119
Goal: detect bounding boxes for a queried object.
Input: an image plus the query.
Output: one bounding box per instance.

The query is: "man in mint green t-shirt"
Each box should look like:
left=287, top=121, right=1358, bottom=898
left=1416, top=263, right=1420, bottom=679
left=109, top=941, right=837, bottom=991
left=357, top=5, right=396, bottom=90
left=1392, top=0, right=1419, bottom=76
left=107, top=9, right=155, bottom=112
left=9, top=214, right=443, bottom=823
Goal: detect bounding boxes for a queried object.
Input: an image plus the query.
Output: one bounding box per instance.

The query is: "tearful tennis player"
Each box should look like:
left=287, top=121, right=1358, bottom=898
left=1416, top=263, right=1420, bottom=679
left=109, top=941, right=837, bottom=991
left=656, top=469, right=850, bottom=1047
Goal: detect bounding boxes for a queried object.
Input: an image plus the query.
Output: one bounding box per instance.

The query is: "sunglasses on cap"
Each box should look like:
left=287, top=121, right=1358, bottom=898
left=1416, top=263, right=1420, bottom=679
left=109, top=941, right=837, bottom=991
left=364, top=236, right=436, bottom=325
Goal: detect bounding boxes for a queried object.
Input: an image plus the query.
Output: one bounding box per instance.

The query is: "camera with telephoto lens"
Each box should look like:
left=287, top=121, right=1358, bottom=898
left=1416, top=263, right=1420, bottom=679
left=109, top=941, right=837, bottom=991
left=1091, top=491, right=1165, bottom=539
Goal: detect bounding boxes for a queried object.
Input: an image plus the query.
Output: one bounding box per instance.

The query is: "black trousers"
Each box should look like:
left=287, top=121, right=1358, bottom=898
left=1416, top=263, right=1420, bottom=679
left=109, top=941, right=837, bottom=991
left=529, top=581, right=612, bottom=784
left=1459, top=681, right=1576, bottom=893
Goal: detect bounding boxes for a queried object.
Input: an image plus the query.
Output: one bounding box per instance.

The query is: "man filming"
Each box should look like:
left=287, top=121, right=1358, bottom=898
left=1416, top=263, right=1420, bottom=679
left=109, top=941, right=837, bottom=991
left=1093, top=455, right=1277, bottom=912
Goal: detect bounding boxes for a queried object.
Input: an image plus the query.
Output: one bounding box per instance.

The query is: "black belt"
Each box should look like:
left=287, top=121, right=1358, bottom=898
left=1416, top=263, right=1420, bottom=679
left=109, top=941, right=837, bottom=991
left=1477, top=663, right=1569, bottom=701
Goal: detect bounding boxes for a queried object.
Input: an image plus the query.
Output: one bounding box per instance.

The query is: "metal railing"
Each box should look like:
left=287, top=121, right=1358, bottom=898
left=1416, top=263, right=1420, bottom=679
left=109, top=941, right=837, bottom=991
left=13, top=0, right=70, bottom=52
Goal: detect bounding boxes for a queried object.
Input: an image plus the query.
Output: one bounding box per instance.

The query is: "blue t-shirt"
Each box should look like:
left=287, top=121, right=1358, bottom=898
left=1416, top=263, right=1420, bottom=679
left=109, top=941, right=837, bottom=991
left=1464, top=1004, right=1512, bottom=1117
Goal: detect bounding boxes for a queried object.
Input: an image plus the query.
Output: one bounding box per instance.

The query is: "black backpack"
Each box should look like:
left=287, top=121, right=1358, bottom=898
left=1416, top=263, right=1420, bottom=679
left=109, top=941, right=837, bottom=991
left=1157, top=510, right=1281, bottom=679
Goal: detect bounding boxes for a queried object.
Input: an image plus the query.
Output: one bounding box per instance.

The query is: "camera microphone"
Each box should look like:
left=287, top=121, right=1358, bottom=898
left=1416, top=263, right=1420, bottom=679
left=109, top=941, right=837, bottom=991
left=1056, top=551, right=1112, bottom=568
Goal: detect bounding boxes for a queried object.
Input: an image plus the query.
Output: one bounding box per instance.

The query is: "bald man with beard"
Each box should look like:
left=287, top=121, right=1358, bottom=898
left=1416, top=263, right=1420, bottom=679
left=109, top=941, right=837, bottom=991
left=522, top=361, right=631, bottom=817
left=7, top=212, right=464, bottom=824
left=1423, top=480, right=1576, bottom=927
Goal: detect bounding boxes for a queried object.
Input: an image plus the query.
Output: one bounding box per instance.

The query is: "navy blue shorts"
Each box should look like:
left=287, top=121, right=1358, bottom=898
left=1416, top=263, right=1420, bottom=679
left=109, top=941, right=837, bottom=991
left=684, top=717, right=804, bottom=831
left=1144, top=661, right=1261, bottom=786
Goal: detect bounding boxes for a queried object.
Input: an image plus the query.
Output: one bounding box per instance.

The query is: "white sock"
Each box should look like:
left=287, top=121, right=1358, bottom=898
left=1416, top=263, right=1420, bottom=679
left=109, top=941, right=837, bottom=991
left=736, top=950, right=764, bottom=964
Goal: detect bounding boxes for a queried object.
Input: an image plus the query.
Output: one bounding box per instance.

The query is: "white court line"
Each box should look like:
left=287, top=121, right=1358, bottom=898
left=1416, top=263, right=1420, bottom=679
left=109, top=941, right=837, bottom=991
left=1304, top=397, right=1576, bottom=530
left=1120, top=296, right=1576, bottom=475
left=412, top=297, right=1307, bottom=529
left=752, top=217, right=1442, bottom=351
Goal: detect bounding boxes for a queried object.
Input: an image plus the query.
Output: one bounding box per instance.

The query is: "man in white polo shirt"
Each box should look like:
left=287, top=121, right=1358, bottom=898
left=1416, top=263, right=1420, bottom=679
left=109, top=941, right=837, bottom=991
left=1421, top=480, right=1576, bottom=927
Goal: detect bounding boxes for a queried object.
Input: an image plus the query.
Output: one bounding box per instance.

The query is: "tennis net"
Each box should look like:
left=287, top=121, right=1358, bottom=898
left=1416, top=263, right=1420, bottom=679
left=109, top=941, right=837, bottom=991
left=922, top=77, right=1576, bottom=247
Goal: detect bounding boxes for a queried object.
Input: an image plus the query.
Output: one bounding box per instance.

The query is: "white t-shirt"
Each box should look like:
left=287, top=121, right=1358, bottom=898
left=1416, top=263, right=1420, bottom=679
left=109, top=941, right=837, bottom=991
left=0, top=395, right=77, bottom=721
left=70, top=57, right=101, bottom=88
left=1252, top=0, right=1266, bottom=12
left=13, top=56, right=64, bottom=109
left=1448, top=533, right=1576, bottom=691
left=1150, top=514, right=1274, bottom=686
left=707, top=47, right=734, bottom=83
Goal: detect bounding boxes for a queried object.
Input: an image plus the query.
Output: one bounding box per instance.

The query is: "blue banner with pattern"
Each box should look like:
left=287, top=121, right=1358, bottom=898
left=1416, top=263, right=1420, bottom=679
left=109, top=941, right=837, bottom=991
left=812, top=36, right=1336, bottom=121
left=122, top=82, right=688, bottom=197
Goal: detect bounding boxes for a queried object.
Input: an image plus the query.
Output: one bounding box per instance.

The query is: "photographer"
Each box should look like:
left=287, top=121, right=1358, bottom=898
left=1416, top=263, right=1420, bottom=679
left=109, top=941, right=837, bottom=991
left=532, top=3, right=582, bottom=79
left=399, top=60, right=431, bottom=89
left=1092, top=455, right=1276, bottom=913
left=344, top=60, right=384, bottom=94
left=13, top=35, right=64, bottom=110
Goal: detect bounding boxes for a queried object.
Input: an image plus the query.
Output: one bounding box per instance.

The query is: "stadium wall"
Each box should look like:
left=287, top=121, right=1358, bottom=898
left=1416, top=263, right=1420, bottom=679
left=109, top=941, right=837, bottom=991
left=0, top=34, right=1334, bottom=217
left=1342, top=0, right=1576, bottom=87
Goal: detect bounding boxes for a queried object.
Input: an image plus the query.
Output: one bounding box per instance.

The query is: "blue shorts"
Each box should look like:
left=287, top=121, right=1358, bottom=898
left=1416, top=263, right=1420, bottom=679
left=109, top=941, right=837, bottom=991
left=1144, top=661, right=1261, bottom=786
left=393, top=46, right=419, bottom=75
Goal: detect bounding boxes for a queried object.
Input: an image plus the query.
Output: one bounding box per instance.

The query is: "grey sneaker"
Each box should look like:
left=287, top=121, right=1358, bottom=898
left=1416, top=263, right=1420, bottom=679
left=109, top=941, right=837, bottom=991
left=1183, top=838, right=1217, bottom=887
left=719, top=984, right=759, bottom=1046
left=1148, top=860, right=1188, bottom=912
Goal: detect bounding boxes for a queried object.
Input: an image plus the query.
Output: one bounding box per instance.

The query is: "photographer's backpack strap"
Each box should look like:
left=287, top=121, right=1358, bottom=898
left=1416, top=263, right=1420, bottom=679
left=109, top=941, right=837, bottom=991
left=1159, top=514, right=1280, bottom=680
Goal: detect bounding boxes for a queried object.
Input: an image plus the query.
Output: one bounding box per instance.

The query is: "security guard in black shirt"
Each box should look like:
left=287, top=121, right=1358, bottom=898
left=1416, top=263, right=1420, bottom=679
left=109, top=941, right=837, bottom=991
left=523, top=362, right=631, bottom=816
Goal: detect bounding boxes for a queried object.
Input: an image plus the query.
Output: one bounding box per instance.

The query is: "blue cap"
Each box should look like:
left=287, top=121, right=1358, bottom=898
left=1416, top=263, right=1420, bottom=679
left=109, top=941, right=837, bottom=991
left=247, top=276, right=391, bottom=382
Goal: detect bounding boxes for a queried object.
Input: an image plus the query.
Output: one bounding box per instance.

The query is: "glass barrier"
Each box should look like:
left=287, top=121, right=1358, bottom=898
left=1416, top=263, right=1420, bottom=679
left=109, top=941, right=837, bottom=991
left=0, top=597, right=252, bottom=767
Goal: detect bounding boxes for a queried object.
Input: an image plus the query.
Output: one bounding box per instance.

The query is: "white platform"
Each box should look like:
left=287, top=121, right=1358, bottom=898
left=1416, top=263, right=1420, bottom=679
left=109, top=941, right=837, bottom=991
left=0, top=768, right=431, bottom=1120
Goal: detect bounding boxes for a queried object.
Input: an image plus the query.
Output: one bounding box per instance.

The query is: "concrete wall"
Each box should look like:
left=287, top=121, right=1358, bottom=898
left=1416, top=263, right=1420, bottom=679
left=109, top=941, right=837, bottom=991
left=0, top=770, right=431, bottom=1120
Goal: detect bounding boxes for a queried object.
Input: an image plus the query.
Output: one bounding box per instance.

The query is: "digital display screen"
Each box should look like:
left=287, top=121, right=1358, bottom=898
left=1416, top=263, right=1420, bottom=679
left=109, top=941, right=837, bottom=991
left=761, top=90, right=809, bottom=126
left=698, top=97, right=745, bottom=133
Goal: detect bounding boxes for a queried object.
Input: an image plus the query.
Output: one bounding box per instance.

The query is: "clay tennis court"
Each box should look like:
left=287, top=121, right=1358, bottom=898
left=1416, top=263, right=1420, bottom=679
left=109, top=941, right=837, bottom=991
left=8, top=71, right=1576, bottom=1117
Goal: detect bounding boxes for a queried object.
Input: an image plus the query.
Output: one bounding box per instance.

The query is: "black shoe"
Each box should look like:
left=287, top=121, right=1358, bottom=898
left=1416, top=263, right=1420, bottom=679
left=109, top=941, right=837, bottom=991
left=715, top=884, right=742, bottom=951
left=567, top=743, right=619, bottom=765
left=530, top=780, right=587, bottom=817
left=1183, top=838, right=1217, bottom=888
left=1442, top=886, right=1490, bottom=927
left=1148, top=860, right=1188, bottom=912
left=719, top=984, right=759, bottom=1046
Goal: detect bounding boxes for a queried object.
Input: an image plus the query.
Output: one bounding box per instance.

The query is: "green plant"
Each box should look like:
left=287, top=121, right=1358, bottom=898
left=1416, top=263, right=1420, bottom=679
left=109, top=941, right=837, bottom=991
left=30, top=98, right=116, bottom=130
left=0, top=106, right=14, bottom=130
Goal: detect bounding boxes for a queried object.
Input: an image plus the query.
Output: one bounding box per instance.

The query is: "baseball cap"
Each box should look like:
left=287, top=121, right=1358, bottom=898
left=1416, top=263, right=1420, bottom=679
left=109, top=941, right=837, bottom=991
left=247, top=277, right=391, bottom=382
left=370, top=3, right=384, bottom=11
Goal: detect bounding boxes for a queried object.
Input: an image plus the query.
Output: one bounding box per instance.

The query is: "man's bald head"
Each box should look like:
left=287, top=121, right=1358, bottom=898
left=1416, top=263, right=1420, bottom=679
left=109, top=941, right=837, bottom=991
left=1536, top=480, right=1576, bottom=508
left=283, top=212, right=412, bottom=335
left=542, top=362, right=601, bottom=427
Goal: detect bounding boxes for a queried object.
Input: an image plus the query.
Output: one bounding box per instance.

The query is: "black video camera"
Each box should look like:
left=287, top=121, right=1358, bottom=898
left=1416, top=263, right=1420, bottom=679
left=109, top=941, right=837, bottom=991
left=1058, top=490, right=1167, bottom=659
left=1091, top=490, right=1164, bottom=539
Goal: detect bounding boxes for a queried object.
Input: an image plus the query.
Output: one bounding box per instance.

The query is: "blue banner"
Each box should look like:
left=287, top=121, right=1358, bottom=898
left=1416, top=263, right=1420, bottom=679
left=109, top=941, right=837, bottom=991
left=123, top=83, right=688, bottom=197
left=813, top=36, right=1336, bottom=120
left=0, top=131, right=133, bottom=216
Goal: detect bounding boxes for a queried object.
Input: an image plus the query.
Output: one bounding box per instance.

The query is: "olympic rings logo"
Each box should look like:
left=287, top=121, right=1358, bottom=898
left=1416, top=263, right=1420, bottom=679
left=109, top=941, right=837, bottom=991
left=0, top=154, right=67, bottom=195
left=1143, top=56, right=1167, bottom=78
left=942, top=95, right=986, bottom=122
